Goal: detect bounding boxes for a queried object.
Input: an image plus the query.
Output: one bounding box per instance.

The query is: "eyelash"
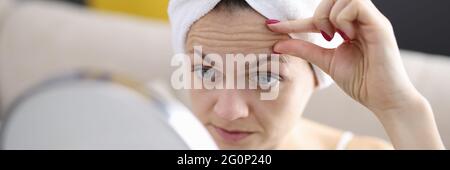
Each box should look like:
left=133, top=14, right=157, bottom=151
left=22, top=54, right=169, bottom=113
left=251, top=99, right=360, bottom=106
left=192, top=65, right=217, bottom=81
left=191, top=65, right=284, bottom=84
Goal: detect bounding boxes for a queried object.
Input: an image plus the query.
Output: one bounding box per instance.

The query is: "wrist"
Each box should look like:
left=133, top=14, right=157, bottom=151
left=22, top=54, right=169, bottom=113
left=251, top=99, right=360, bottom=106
left=375, top=92, right=431, bottom=122
left=373, top=93, right=445, bottom=149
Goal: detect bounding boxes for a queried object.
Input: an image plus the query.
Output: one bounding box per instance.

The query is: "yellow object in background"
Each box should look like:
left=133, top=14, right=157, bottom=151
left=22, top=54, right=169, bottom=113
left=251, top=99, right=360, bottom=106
left=87, top=0, right=169, bottom=21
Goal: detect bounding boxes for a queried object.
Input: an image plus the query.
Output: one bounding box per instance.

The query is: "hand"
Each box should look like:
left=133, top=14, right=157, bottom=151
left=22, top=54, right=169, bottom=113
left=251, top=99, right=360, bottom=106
left=267, top=0, right=444, bottom=149
left=268, top=0, right=416, bottom=116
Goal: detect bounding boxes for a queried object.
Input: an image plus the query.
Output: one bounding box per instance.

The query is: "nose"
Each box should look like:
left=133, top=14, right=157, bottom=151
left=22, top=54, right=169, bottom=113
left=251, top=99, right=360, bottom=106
left=213, top=90, right=249, bottom=121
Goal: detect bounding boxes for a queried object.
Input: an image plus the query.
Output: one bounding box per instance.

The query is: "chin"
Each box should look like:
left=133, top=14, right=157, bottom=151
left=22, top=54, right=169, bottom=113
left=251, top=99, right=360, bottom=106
left=217, top=142, right=258, bottom=150
left=209, top=131, right=260, bottom=149
left=214, top=137, right=269, bottom=150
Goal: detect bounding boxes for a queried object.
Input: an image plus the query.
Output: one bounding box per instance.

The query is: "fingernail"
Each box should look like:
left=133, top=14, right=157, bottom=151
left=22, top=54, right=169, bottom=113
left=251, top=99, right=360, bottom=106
left=273, top=46, right=281, bottom=54
left=273, top=45, right=281, bottom=54
left=266, top=19, right=280, bottom=25
left=337, top=29, right=350, bottom=42
left=320, top=30, right=333, bottom=41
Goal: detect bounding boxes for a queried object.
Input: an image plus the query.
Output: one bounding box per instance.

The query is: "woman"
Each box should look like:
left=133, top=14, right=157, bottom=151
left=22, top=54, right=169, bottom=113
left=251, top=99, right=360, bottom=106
left=168, top=0, right=445, bottom=149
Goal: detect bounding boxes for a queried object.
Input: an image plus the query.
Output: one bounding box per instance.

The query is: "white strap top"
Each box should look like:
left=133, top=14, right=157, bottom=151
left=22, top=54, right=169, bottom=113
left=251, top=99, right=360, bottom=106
left=335, top=131, right=354, bottom=150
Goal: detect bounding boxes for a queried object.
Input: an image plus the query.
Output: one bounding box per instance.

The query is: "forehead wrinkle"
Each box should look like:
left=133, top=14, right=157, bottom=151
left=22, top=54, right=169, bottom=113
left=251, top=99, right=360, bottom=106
left=186, top=25, right=287, bottom=50
left=189, top=19, right=285, bottom=38
left=191, top=23, right=277, bottom=34
left=188, top=31, right=284, bottom=42
left=187, top=40, right=276, bottom=52
left=186, top=30, right=288, bottom=54
left=185, top=8, right=291, bottom=63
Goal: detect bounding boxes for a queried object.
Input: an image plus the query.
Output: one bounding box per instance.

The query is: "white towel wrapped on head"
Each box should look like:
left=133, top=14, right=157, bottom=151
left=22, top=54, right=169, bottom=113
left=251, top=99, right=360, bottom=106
left=168, top=0, right=342, bottom=89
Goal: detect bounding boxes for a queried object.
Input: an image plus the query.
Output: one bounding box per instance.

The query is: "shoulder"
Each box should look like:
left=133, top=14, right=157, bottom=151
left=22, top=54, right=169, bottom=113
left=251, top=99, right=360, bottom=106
left=302, top=119, right=393, bottom=150
left=346, top=135, right=394, bottom=150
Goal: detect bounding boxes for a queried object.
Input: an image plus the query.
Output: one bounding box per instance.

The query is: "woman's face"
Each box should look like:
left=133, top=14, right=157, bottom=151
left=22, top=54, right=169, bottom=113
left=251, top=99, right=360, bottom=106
left=185, top=8, right=316, bottom=149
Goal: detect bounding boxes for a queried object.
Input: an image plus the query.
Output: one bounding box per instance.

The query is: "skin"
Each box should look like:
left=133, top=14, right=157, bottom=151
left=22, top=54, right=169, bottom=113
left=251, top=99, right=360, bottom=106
left=185, top=0, right=445, bottom=150
left=186, top=8, right=317, bottom=149
left=268, top=0, right=444, bottom=149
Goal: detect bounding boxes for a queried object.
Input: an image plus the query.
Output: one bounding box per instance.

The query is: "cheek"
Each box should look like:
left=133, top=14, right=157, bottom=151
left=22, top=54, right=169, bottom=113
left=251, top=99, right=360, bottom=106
left=290, top=68, right=315, bottom=107
left=281, top=60, right=316, bottom=108
left=250, top=100, right=299, bottom=149
left=189, top=90, right=215, bottom=122
left=255, top=75, right=314, bottom=137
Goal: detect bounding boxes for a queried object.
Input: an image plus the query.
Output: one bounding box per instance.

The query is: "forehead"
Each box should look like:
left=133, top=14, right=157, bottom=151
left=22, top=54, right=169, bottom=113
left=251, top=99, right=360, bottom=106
left=186, top=9, right=290, bottom=55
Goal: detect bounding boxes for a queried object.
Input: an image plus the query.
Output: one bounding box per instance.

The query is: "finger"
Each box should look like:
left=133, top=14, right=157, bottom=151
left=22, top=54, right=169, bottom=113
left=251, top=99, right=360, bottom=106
left=329, top=0, right=353, bottom=41
left=335, top=0, right=390, bottom=40
left=329, top=0, right=352, bottom=28
left=266, top=18, right=318, bottom=33
left=347, top=0, right=387, bottom=26
left=313, top=0, right=337, bottom=40
left=335, top=2, right=357, bottom=40
left=273, top=39, right=335, bottom=75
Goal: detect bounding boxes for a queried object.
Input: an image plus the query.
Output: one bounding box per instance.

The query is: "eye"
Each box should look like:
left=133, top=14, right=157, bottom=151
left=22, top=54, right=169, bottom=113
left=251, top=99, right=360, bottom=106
left=250, top=72, right=282, bottom=88
left=193, top=65, right=218, bottom=82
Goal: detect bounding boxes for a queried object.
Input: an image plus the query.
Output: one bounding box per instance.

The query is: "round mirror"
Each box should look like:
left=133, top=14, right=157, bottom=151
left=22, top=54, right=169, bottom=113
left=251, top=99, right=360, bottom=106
left=0, top=71, right=217, bottom=150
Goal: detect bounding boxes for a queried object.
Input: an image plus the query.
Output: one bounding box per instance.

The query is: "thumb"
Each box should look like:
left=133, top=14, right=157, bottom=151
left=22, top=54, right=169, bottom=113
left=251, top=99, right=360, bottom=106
left=274, top=39, right=335, bottom=75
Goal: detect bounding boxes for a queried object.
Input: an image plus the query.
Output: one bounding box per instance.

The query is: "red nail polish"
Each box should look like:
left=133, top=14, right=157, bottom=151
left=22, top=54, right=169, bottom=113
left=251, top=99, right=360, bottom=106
left=266, top=19, right=280, bottom=25
left=321, top=30, right=333, bottom=41
left=273, top=46, right=281, bottom=54
left=337, top=29, right=350, bottom=42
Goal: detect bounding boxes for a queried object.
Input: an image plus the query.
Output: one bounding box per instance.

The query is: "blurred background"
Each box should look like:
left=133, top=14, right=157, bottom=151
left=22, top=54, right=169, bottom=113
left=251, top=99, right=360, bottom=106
left=0, top=0, right=449, bottom=148
left=66, top=0, right=450, bottom=56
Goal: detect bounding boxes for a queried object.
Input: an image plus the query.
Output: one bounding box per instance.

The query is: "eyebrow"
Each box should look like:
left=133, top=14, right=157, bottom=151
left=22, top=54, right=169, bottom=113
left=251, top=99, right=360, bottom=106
left=193, top=48, right=289, bottom=66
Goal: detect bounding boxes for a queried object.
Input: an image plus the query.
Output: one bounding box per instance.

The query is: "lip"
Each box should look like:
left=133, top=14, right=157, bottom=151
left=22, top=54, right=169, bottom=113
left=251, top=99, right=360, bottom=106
left=212, top=125, right=254, bottom=143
